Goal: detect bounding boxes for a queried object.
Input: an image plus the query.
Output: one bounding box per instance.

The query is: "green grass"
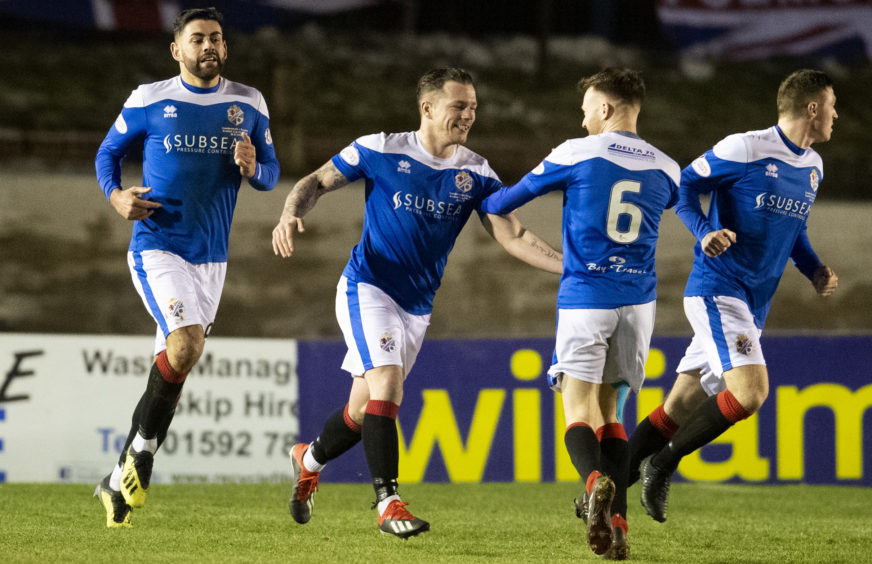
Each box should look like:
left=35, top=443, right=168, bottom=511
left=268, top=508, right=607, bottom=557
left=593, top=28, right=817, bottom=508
left=1, top=482, right=870, bottom=563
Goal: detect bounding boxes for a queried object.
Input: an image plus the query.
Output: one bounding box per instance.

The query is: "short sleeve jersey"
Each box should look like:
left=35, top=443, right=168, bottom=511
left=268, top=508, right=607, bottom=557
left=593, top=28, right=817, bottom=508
left=675, top=126, right=824, bottom=326
left=483, top=131, right=680, bottom=309
left=331, top=131, right=503, bottom=315
left=95, top=76, right=280, bottom=264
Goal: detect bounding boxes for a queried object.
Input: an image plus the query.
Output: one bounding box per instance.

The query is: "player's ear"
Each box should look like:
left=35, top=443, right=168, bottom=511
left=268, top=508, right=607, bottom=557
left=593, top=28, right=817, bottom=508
left=170, top=41, right=183, bottom=63
left=807, top=100, right=818, bottom=118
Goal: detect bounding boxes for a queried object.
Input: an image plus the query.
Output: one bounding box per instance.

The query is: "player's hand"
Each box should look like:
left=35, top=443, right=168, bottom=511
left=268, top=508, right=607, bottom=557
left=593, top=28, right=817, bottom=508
left=272, top=213, right=306, bottom=258
left=812, top=265, right=838, bottom=296
left=109, top=186, right=161, bottom=220
left=234, top=132, right=256, bottom=178
left=700, top=229, right=736, bottom=258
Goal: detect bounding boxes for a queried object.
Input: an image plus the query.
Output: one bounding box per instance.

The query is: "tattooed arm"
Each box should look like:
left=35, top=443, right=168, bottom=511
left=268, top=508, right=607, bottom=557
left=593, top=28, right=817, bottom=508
left=272, top=160, right=351, bottom=258
left=481, top=212, right=563, bottom=274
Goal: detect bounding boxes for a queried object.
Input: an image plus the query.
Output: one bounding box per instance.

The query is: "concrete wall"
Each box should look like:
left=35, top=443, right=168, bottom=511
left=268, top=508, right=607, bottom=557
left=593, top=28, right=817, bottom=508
left=1, top=168, right=869, bottom=339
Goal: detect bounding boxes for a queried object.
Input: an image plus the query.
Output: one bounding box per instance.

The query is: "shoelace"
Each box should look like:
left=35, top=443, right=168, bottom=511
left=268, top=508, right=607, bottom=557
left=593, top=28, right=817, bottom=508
left=296, top=471, right=319, bottom=499
left=381, top=500, right=416, bottom=521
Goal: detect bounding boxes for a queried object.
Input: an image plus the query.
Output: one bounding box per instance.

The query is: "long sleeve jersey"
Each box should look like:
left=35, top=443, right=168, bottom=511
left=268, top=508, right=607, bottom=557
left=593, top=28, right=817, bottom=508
left=96, top=76, right=280, bottom=263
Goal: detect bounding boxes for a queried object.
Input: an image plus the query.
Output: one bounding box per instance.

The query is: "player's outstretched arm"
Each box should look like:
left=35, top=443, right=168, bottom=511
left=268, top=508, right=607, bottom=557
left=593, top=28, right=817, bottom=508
left=481, top=212, right=563, bottom=274
left=272, top=160, right=350, bottom=258
left=109, top=186, right=162, bottom=220
left=812, top=265, right=838, bottom=296
left=700, top=229, right=736, bottom=258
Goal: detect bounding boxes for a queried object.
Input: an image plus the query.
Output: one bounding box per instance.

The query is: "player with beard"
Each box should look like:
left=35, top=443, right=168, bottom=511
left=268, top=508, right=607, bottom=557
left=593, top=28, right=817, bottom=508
left=93, top=7, right=279, bottom=528
left=272, top=67, right=563, bottom=538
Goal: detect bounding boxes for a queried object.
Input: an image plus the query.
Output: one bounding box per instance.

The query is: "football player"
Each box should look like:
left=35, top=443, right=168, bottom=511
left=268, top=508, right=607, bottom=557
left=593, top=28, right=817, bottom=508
left=271, top=67, right=562, bottom=538
left=482, top=67, right=680, bottom=559
left=93, top=7, right=280, bottom=528
left=631, top=69, right=839, bottom=524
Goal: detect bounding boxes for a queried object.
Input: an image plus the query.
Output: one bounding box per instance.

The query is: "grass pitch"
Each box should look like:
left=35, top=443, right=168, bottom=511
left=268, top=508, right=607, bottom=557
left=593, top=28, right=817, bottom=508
left=0, top=481, right=869, bottom=563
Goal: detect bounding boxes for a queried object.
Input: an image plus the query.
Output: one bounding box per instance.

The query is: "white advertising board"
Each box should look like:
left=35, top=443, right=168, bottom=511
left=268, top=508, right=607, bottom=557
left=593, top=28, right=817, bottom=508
left=0, top=334, right=298, bottom=484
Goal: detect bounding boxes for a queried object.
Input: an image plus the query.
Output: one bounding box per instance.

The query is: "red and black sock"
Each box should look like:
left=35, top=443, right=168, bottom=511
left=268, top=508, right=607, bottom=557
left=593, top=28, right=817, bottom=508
left=310, top=403, right=362, bottom=464
left=651, top=390, right=750, bottom=472
left=139, top=350, right=187, bottom=440
left=362, top=400, right=400, bottom=502
left=598, top=423, right=629, bottom=518
left=119, top=351, right=186, bottom=464
left=564, top=422, right=601, bottom=491
left=628, top=404, right=678, bottom=485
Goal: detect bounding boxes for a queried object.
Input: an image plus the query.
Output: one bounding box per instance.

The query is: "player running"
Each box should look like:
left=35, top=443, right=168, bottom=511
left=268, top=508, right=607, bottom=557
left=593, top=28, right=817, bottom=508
left=482, top=67, right=680, bottom=559
left=93, top=7, right=279, bottom=528
left=271, top=67, right=562, bottom=538
left=630, top=69, right=839, bottom=523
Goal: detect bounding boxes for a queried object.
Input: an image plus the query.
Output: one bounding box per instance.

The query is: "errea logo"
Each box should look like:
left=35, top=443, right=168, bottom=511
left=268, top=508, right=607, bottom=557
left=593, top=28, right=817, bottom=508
left=397, top=160, right=411, bottom=174
left=163, top=105, right=178, bottom=118
left=765, top=163, right=778, bottom=178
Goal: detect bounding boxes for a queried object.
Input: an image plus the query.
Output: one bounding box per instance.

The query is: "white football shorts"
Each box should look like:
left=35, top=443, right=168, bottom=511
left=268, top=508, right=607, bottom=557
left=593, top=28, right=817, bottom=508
left=675, top=296, right=765, bottom=396
left=547, top=301, right=656, bottom=394
left=335, top=276, right=430, bottom=378
left=128, top=250, right=225, bottom=355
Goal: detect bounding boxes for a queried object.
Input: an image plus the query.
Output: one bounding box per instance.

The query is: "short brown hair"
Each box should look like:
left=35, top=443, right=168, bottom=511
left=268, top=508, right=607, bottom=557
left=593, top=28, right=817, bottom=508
left=577, top=67, right=645, bottom=106
left=416, top=67, right=475, bottom=102
left=173, top=7, right=224, bottom=37
left=776, top=69, right=833, bottom=117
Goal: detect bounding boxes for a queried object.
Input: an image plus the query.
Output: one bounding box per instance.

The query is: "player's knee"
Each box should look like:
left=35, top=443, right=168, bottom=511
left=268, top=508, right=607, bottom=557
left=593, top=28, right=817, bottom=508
left=732, top=385, right=768, bottom=414
left=166, top=330, right=205, bottom=373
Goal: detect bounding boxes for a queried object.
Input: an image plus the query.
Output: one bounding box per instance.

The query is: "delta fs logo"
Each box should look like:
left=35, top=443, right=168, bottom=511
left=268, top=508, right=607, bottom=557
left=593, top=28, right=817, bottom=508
left=810, top=169, right=820, bottom=192
left=227, top=104, right=244, bottom=126
left=379, top=332, right=396, bottom=353
left=167, top=298, right=185, bottom=321
left=454, top=170, right=473, bottom=193
left=735, top=334, right=753, bottom=356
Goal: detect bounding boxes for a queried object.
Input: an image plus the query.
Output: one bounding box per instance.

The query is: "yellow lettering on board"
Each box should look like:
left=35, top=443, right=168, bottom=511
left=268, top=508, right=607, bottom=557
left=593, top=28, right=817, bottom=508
left=510, top=349, right=543, bottom=482
left=777, top=383, right=872, bottom=480
left=397, top=389, right=505, bottom=483
left=514, top=389, right=542, bottom=482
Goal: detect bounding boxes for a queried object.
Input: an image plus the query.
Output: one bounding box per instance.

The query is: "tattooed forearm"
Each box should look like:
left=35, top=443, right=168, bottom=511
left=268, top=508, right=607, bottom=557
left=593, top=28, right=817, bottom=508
left=283, top=161, right=350, bottom=218
left=523, top=230, right=562, bottom=260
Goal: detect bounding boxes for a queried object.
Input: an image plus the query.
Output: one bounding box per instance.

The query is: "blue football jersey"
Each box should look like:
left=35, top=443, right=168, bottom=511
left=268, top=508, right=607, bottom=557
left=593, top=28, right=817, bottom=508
left=675, top=125, right=824, bottom=327
left=331, top=131, right=503, bottom=315
left=483, top=131, right=680, bottom=309
left=95, top=76, right=280, bottom=263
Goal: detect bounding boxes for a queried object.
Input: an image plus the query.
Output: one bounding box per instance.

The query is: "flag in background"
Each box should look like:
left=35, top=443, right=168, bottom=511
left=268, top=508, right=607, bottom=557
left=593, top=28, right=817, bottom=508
left=658, top=0, right=872, bottom=62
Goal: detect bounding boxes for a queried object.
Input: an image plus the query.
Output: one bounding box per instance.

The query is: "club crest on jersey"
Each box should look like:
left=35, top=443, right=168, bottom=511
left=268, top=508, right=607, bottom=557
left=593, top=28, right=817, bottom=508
left=379, top=332, right=396, bottom=353
left=167, top=298, right=185, bottom=321
left=765, top=163, right=778, bottom=178
left=397, top=160, right=411, bottom=174
left=810, top=169, right=819, bottom=191
left=735, top=334, right=753, bottom=356
left=454, top=170, right=473, bottom=193
left=227, top=104, right=244, bottom=126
